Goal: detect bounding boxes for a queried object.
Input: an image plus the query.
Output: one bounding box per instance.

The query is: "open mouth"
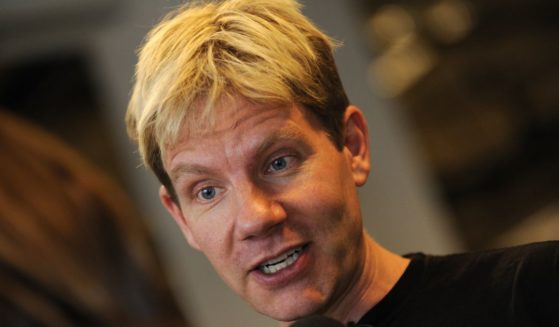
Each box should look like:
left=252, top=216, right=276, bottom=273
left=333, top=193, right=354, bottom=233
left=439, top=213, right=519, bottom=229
left=257, top=245, right=306, bottom=275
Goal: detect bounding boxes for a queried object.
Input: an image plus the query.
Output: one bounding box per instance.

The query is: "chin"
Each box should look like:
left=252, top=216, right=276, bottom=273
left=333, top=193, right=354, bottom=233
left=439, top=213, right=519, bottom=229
left=253, top=295, right=326, bottom=323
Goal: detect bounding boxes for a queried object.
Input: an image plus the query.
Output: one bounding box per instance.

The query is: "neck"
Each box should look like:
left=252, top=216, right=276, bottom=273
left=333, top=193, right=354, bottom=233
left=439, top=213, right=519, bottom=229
left=328, top=234, right=410, bottom=324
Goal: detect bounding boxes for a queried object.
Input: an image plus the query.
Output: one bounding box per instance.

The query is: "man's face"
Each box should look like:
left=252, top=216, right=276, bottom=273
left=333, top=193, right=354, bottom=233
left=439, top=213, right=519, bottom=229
left=160, top=98, right=370, bottom=321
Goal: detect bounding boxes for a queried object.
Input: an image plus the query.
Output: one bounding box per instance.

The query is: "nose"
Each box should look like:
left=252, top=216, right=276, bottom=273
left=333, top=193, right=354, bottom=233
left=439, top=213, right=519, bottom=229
left=235, top=183, right=287, bottom=240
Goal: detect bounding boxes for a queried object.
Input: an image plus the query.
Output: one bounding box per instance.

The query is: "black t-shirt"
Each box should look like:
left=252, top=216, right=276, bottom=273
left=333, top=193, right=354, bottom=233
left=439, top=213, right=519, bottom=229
left=352, top=241, right=559, bottom=327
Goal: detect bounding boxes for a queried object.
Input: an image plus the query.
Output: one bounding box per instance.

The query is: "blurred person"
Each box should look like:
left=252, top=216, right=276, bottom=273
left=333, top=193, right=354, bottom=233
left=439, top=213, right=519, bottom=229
left=125, top=0, right=559, bottom=326
left=0, top=110, right=188, bottom=326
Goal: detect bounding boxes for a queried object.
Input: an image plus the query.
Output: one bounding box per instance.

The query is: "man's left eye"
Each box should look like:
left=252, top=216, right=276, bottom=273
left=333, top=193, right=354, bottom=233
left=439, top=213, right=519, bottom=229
left=267, top=156, right=295, bottom=173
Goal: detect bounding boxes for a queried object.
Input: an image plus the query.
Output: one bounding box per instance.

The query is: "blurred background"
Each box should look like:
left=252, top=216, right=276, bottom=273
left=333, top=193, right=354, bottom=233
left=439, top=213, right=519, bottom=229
left=0, top=0, right=557, bottom=326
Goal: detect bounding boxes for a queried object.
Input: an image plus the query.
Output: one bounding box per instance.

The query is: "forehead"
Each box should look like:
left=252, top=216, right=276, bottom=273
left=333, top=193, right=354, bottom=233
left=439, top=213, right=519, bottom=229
left=164, top=98, right=322, bottom=171
left=174, top=94, right=325, bottom=138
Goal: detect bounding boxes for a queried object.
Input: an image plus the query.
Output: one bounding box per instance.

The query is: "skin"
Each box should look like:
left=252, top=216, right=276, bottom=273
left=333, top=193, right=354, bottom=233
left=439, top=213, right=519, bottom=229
left=159, top=98, right=409, bottom=324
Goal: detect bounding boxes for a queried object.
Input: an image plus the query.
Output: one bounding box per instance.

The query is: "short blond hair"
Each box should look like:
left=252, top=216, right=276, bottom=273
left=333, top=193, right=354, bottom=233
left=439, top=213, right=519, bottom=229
left=126, top=0, right=349, bottom=196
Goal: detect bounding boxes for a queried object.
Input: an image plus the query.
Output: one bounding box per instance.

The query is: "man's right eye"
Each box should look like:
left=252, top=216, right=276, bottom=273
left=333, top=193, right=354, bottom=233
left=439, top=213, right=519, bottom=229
left=197, top=186, right=217, bottom=201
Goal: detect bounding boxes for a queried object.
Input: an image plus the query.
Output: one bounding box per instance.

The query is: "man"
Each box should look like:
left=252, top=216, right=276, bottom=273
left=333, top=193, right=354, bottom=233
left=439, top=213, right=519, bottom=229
left=126, top=0, right=558, bottom=325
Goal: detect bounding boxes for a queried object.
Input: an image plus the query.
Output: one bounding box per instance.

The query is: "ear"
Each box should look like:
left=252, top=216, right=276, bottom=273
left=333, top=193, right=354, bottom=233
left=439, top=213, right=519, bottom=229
left=343, top=105, right=371, bottom=186
left=159, top=185, right=201, bottom=251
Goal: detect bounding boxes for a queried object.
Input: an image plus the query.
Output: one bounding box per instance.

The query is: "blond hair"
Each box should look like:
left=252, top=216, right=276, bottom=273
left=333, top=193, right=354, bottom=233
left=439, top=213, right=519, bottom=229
left=126, top=0, right=349, bottom=197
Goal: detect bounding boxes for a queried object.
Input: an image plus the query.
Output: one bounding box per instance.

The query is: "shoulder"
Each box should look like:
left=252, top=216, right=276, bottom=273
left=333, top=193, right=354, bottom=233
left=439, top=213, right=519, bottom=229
left=476, top=241, right=559, bottom=275
left=494, top=240, right=559, bottom=257
left=392, top=242, right=559, bottom=326
left=409, top=241, right=559, bottom=288
left=421, top=240, right=559, bottom=267
left=492, top=241, right=559, bottom=286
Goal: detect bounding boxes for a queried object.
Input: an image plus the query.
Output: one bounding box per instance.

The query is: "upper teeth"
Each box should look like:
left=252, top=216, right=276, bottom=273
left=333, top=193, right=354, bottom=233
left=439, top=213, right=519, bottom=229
left=259, top=246, right=303, bottom=275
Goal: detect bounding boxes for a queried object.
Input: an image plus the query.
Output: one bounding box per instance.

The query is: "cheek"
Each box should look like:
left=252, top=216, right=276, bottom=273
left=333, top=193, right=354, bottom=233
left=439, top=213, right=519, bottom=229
left=297, top=155, right=356, bottom=222
left=290, top=157, right=363, bottom=255
left=182, top=206, right=245, bottom=285
left=189, top=222, right=241, bottom=289
left=184, top=207, right=233, bottom=263
left=288, top=165, right=354, bottom=232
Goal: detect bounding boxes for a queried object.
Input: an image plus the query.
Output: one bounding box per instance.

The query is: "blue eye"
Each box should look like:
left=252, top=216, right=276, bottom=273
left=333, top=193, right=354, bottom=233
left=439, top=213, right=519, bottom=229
left=270, top=157, right=288, bottom=171
left=198, top=187, right=216, bottom=200
left=267, top=155, right=297, bottom=173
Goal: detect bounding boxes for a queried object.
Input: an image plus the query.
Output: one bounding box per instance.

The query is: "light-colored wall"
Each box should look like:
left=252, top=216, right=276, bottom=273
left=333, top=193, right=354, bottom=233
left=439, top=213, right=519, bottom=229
left=2, top=1, right=462, bottom=326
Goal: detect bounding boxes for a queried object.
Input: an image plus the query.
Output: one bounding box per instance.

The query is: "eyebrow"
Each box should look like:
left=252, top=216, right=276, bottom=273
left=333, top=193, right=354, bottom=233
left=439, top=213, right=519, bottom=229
left=169, top=126, right=311, bottom=182
left=170, top=163, right=215, bottom=181
left=254, top=126, right=309, bottom=158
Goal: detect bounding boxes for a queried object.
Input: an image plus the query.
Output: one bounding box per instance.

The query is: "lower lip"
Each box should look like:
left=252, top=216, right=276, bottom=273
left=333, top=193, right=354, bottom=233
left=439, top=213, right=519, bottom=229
left=250, top=244, right=311, bottom=287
